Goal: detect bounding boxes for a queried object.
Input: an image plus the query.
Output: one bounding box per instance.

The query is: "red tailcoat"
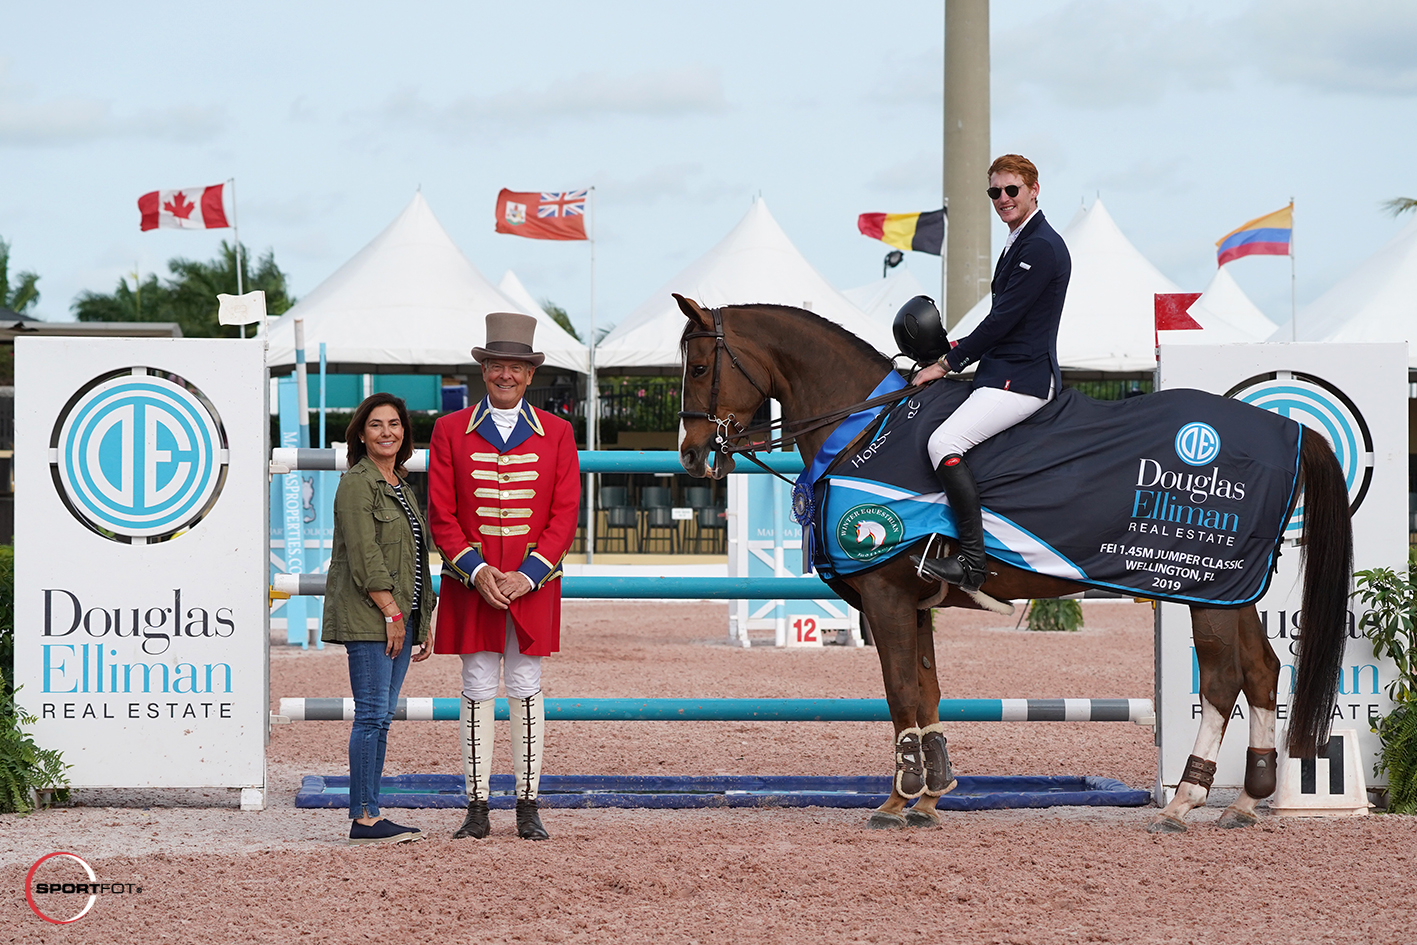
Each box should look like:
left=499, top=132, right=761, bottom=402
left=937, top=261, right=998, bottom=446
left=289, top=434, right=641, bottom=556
left=428, top=399, right=580, bottom=657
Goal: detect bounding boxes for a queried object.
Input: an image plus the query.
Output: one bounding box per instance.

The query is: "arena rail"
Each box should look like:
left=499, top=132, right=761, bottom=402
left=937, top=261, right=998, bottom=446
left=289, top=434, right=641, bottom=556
left=271, top=572, right=835, bottom=600
left=277, top=696, right=1156, bottom=725
left=269, top=448, right=804, bottom=475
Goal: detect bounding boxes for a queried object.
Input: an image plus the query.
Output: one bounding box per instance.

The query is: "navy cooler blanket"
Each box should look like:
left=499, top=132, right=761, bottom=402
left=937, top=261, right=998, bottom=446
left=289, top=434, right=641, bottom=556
left=814, top=382, right=1302, bottom=607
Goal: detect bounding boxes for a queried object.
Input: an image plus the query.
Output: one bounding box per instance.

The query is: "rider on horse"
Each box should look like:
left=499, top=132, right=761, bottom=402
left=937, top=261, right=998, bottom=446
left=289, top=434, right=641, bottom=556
left=899, top=154, right=1072, bottom=591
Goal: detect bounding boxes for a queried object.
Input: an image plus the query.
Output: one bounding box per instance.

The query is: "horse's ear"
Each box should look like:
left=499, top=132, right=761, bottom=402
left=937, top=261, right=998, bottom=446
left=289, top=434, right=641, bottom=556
left=673, top=293, right=712, bottom=331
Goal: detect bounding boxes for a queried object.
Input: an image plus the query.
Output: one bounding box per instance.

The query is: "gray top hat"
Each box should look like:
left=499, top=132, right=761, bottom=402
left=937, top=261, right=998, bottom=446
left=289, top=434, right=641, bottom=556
left=472, top=312, right=545, bottom=367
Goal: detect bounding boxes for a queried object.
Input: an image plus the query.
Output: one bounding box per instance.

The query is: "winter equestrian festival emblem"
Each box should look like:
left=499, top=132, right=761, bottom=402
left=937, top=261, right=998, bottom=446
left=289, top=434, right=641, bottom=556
left=52, top=368, right=229, bottom=541
left=836, top=503, right=905, bottom=562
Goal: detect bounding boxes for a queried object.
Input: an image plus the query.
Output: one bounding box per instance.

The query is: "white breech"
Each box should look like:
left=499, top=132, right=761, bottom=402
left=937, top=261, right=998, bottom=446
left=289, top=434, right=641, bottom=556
left=460, top=615, right=543, bottom=700
left=927, top=384, right=1052, bottom=467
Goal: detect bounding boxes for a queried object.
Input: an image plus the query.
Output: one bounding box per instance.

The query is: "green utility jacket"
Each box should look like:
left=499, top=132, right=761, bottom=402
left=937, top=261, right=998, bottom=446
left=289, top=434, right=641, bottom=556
left=321, top=457, right=431, bottom=645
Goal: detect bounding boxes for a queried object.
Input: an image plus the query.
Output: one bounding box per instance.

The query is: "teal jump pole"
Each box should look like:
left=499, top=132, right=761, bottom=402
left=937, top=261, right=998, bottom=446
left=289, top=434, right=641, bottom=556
left=278, top=697, right=1155, bottom=724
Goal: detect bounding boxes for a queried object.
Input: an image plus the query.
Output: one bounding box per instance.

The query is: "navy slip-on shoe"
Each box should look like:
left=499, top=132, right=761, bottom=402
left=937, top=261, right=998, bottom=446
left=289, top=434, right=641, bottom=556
left=348, top=819, right=425, bottom=845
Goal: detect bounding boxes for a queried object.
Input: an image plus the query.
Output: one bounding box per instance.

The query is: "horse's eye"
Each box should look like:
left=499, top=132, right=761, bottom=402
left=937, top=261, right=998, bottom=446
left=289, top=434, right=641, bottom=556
left=691, top=365, right=708, bottom=378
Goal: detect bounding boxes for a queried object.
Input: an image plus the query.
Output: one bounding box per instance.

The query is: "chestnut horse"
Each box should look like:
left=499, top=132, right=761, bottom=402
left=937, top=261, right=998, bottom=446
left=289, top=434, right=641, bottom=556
left=673, top=295, right=1352, bottom=831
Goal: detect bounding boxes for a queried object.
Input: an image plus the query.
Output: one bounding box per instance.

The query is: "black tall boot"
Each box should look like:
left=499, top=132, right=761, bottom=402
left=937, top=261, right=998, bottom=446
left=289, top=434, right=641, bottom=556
left=912, top=454, right=987, bottom=591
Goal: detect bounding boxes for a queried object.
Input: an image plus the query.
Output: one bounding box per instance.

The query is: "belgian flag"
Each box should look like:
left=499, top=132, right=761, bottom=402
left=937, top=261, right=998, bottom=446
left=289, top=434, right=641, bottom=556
left=857, top=208, right=946, bottom=255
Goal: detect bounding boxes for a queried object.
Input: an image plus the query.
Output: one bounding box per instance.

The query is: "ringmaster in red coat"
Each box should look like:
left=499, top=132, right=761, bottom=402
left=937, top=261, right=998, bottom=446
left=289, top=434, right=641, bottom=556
left=428, top=312, right=579, bottom=842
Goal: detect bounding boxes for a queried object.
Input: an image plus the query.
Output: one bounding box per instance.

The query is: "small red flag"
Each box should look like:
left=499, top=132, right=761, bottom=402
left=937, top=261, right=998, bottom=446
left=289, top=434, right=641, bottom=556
left=1154, top=293, right=1204, bottom=349
left=139, top=184, right=229, bottom=231
left=494, top=189, right=588, bottom=241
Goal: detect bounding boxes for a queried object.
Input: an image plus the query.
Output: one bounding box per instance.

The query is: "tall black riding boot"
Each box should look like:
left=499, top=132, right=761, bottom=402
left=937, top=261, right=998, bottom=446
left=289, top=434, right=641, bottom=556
left=912, top=454, right=987, bottom=591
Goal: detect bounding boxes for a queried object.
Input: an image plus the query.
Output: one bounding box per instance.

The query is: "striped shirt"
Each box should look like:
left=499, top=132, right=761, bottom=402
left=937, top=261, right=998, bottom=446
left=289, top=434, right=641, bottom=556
left=390, top=483, right=425, bottom=616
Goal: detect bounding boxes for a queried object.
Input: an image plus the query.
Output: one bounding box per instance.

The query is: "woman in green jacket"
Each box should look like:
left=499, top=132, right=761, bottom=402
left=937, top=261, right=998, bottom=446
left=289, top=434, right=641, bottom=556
left=322, top=393, right=433, bottom=845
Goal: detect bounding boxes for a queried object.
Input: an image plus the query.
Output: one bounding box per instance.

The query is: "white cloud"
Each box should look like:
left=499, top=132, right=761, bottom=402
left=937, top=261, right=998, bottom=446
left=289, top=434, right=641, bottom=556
left=1088, top=158, right=1192, bottom=196
left=380, top=65, right=727, bottom=135
left=866, top=153, right=942, bottom=195
left=1241, top=0, right=1417, bottom=96
left=995, top=1, right=1233, bottom=108
left=596, top=163, right=743, bottom=205
left=869, top=48, right=941, bottom=107
left=0, top=61, right=223, bottom=146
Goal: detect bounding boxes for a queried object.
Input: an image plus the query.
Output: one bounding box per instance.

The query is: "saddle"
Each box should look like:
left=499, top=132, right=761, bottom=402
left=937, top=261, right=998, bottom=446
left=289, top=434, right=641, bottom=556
left=805, top=380, right=1302, bottom=608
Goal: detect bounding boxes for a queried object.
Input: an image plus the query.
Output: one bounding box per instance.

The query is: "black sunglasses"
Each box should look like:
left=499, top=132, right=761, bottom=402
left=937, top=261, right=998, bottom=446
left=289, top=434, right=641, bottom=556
left=987, top=184, right=1021, bottom=199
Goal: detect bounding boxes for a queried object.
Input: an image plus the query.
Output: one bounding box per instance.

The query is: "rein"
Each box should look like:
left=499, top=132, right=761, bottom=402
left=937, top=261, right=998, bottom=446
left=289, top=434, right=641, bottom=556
left=678, top=306, right=929, bottom=484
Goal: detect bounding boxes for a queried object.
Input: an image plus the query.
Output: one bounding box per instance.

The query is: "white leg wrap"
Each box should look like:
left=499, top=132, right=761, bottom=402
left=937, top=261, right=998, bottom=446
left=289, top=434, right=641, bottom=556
left=461, top=696, right=496, bottom=802
left=511, top=691, right=545, bottom=801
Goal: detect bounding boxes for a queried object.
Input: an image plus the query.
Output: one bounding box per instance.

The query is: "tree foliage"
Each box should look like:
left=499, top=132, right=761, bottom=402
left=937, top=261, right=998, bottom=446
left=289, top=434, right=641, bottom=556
left=72, top=241, right=294, bottom=338
left=0, top=237, right=40, bottom=315
left=539, top=299, right=582, bottom=342
left=1383, top=197, right=1417, bottom=217
left=1353, top=566, right=1417, bottom=813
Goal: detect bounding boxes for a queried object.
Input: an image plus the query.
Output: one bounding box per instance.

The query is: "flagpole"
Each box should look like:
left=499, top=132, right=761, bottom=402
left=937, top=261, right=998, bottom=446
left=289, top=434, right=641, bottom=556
left=586, top=185, right=598, bottom=564
left=230, top=177, right=245, bottom=338
left=1289, top=198, right=1296, bottom=342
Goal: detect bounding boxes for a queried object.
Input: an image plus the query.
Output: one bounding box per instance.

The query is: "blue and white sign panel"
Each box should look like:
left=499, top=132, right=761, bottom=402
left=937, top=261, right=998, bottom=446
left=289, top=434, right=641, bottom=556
left=54, top=370, right=228, bottom=540
left=15, top=339, right=267, bottom=800
left=1156, top=343, right=1405, bottom=798
left=727, top=471, right=860, bottom=647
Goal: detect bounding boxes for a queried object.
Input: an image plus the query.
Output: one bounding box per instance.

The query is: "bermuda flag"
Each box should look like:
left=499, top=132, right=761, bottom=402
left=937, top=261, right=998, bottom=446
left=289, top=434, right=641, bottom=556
left=494, top=188, right=588, bottom=241
left=139, top=183, right=229, bottom=231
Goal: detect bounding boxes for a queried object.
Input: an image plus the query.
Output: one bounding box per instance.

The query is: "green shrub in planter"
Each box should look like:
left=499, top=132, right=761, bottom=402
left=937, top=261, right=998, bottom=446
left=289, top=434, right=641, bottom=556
left=1353, top=566, right=1417, bottom=814
left=1026, top=598, right=1083, bottom=632
left=0, top=547, right=70, bottom=812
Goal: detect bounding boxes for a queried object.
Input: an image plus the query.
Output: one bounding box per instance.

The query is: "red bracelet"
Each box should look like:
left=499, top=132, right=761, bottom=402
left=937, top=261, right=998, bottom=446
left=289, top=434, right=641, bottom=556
left=384, top=611, right=402, bottom=623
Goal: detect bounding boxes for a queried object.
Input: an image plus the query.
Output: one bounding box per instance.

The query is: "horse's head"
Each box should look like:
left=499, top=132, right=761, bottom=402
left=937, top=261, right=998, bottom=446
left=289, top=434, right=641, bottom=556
left=675, top=294, right=770, bottom=480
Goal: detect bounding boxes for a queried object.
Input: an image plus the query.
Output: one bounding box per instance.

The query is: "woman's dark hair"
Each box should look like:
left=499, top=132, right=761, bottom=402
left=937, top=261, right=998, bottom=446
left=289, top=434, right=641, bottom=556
left=345, top=393, right=413, bottom=474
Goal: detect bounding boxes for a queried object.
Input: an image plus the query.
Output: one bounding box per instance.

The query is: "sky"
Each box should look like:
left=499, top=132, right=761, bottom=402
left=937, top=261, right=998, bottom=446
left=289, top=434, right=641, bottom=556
left=3, top=0, right=1416, bottom=339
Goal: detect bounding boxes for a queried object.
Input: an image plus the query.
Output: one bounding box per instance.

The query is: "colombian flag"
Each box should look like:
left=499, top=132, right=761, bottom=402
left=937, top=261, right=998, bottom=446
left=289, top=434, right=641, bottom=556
left=1216, top=204, right=1292, bottom=266
left=857, top=208, right=946, bottom=255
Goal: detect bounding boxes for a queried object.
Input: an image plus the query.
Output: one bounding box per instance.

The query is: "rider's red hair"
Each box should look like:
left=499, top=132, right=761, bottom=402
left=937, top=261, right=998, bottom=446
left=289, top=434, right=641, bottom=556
left=988, top=154, right=1038, bottom=188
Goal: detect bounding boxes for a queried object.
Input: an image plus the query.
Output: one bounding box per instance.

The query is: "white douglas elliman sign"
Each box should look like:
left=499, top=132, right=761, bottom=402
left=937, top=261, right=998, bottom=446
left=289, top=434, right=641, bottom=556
left=1155, top=342, right=1407, bottom=798
left=14, top=338, right=267, bottom=803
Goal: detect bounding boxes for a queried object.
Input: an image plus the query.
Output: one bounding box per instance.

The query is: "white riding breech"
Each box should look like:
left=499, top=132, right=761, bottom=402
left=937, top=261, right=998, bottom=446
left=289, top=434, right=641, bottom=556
left=460, top=614, right=543, bottom=700
left=927, top=383, right=1052, bottom=467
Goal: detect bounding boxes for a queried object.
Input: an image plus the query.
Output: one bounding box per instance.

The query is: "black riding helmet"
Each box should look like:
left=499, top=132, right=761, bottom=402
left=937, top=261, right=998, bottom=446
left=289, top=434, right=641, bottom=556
left=893, top=295, right=950, bottom=365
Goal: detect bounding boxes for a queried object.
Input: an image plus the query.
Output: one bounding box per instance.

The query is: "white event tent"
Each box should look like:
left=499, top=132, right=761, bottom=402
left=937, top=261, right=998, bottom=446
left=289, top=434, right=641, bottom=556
left=842, top=265, right=931, bottom=333
left=267, top=193, right=590, bottom=374
left=950, top=199, right=1179, bottom=372
left=1271, top=215, right=1417, bottom=364
left=594, top=198, right=895, bottom=369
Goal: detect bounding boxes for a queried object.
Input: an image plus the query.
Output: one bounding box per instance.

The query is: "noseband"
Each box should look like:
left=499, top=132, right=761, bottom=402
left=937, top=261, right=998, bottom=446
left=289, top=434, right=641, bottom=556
left=678, top=307, right=773, bottom=454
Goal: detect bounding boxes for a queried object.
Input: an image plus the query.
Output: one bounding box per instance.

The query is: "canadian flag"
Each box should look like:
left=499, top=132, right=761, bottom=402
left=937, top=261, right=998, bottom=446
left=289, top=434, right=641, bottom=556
left=139, top=184, right=229, bottom=231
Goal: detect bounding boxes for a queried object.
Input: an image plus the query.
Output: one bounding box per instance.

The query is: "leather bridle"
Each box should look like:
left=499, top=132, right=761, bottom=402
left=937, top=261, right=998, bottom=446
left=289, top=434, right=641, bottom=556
left=678, top=306, right=932, bottom=485
left=677, top=307, right=775, bottom=455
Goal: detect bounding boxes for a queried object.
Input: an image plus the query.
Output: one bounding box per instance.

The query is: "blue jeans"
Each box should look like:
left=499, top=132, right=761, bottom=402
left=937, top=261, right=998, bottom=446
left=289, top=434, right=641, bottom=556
left=346, top=639, right=413, bottom=819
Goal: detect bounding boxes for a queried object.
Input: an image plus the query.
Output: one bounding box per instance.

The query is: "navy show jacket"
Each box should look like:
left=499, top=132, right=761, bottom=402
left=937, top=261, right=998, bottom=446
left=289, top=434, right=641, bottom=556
left=945, top=210, right=1071, bottom=399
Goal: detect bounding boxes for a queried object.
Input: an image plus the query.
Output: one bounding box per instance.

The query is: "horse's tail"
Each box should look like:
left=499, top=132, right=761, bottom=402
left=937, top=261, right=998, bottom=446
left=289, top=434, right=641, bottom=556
left=1286, top=430, right=1354, bottom=758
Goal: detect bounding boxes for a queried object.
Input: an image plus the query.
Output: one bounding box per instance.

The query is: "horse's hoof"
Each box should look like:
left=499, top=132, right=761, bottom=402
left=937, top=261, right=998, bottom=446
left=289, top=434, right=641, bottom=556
left=1217, top=806, right=1259, bottom=829
left=867, top=811, right=907, bottom=830
left=1146, top=814, right=1188, bottom=834
left=904, top=807, right=941, bottom=828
